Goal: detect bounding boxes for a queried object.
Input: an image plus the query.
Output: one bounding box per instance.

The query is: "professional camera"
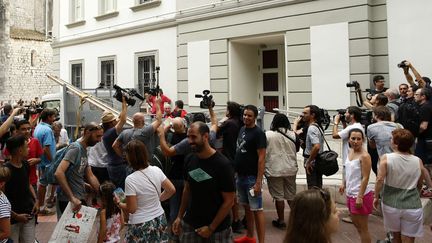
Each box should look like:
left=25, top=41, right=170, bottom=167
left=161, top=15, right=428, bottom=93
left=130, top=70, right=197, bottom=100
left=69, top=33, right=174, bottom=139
left=397, top=60, right=408, bottom=68
left=22, top=104, right=44, bottom=120
left=333, top=109, right=346, bottom=123
left=195, top=90, right=215, bottom=109
left=113, top=84, right=145, bottom=107
left=346, top=80, right=360, bottom=89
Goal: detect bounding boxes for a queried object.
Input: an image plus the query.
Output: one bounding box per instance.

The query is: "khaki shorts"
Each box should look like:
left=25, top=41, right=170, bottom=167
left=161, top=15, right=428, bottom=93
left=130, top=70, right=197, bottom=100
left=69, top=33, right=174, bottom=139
left=267, top=176, right=296, bottom=201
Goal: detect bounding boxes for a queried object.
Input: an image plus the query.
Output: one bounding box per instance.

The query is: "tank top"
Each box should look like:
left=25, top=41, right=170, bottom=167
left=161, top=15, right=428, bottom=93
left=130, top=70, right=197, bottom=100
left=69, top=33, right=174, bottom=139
left=104, top=212, right=122, bottom=243
left=345, top=158, right=373, bottom=197
left=382, top=153, right=421, bottom=209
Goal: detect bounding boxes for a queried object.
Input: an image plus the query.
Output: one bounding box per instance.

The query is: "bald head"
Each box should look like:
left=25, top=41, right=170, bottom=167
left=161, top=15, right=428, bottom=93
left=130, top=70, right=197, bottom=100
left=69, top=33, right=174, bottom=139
left=132, top=112, right=145, bottom=128
left=172, top=117, right=186, bottom=133
left=384, top=88, right=398, bottom=101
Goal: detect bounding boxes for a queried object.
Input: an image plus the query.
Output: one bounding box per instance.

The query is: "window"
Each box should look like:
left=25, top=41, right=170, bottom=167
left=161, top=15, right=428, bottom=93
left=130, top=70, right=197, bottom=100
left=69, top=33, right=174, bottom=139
left=137, top=55, right=156, bottom=95
left=99, top=0, right=116, bottom=14
left=30, top=50, right=37, bottom=67
left=130, top=0, right=161, bottom=12
left=71, top=63, right=83, bottom=89
left=99, top=57, right=116, bottom=88
left=70, top=0, right=84, bottom=22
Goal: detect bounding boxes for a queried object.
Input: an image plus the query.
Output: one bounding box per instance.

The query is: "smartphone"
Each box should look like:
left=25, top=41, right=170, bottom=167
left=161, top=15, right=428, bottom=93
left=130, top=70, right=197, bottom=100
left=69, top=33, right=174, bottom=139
left=113, top=188, right=126, bottom=203
left=249, top=188, right=255, bottom=197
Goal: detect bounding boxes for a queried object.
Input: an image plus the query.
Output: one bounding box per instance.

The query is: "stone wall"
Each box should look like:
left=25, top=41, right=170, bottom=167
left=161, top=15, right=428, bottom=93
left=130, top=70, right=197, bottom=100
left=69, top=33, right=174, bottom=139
left=0, top=0, right=10, bottom=94
left=9, top=0, right=47, bottom=33
left=0, top=38, right=57, bottom=102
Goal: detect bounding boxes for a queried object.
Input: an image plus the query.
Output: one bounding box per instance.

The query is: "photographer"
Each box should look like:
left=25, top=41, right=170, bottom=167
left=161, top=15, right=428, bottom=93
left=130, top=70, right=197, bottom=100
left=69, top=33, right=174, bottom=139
left=146, top=89, right=171, bottom=115
left=332, top=107, right=364, bottom=163
left=400, top=60, right=431, bottom=89
left=362, top=76, right=388, bottom=108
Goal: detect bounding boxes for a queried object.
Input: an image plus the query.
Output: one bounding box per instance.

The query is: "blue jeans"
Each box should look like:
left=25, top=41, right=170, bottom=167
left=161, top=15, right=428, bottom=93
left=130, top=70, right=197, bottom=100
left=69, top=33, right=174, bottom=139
left=169, top=179, right=184, bottom=223
left=107, top=164, right=128, bottom=190
left=236, top=175, right=263, bottom=211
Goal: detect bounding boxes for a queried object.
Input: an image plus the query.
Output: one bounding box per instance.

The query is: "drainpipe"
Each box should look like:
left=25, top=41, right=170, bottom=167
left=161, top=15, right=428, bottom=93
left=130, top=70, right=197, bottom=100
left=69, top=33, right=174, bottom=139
left=45, top=0, right=48, bottom=39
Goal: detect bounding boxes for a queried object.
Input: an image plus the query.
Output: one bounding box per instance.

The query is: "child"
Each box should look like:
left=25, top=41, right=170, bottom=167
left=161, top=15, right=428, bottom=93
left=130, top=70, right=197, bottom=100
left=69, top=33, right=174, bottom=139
left=0, top=166, right=11, bottom=242
left=98, top=181, right=123, bottom=243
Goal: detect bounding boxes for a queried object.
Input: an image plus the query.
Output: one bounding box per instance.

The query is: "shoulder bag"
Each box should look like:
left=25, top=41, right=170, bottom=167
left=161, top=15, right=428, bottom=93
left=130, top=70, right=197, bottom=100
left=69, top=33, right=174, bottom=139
left=312, top=124, right=339, bottom=176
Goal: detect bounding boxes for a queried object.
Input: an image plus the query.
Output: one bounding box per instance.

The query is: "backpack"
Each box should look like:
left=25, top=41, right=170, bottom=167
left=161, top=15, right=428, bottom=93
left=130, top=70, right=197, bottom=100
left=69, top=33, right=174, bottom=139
left=44, top=142, right=82, bottom=185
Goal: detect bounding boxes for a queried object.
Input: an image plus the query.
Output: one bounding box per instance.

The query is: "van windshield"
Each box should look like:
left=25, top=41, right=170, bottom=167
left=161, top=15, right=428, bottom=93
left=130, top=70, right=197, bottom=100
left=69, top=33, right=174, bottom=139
left=42, top=100, right=60, bottom=112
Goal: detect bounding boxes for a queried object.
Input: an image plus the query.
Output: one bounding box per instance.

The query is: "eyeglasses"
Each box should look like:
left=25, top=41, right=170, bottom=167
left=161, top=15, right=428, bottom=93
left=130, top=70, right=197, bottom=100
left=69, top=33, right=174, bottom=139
left=313, top=186, right=330, bottom=202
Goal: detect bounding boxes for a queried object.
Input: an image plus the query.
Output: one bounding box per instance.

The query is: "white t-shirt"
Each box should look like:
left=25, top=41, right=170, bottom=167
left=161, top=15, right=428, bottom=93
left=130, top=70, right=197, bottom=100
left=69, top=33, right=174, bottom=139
left=88, top=141, right=108, bottom=168
left=125, top=166, right=167, bottom=224
left=338, top=122, right=364, bottom=163
left=59, top=128, right=69, bottom=145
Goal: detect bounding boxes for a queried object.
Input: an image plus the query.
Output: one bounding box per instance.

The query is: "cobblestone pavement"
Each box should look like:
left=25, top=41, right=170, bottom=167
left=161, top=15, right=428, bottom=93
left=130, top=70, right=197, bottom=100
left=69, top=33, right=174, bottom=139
left=36, top=185, right=432, bottom=243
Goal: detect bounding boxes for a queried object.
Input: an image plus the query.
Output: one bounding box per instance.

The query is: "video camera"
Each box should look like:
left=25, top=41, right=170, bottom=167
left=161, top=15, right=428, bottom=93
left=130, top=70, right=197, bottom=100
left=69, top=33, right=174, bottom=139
left=22, top=104, right=44, bottom=121
left=195, top=90, right=215, bottom=109
left=334, top=108, right=373, bottom=128
left=113, top=84, right=145, bottom=107
left=397, top=60, right=408, bottom=68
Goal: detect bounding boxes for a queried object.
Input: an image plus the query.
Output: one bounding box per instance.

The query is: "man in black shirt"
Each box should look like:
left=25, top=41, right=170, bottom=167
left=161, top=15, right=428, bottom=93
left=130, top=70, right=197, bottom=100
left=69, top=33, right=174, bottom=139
left=5, top=135, right=38, bottom=242
left=172, top=121, right=235, bottom=242
left=414, top=88, right=432, bottom=164
left=234, top=105, right=267, bottom=243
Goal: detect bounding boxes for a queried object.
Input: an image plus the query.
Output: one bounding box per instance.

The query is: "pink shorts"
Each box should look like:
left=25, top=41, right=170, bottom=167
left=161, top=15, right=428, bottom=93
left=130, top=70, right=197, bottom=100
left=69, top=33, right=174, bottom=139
left=346, top=191, right=374, bottom=215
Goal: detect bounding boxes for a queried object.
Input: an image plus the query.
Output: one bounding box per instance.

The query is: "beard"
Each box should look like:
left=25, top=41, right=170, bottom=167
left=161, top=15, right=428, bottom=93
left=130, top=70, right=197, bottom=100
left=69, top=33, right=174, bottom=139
left=190, top=143, right=204, bottom=153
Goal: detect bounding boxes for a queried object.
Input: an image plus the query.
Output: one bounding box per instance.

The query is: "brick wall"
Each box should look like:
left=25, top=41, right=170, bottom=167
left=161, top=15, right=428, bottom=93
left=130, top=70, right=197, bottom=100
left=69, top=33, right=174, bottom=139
left=0, top=38, right=57, bottom=102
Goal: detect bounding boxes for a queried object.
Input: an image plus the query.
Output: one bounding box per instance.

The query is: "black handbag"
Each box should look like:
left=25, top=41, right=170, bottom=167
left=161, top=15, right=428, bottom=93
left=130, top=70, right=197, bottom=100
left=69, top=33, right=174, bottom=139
left=313, top=124, right=339, bottom=176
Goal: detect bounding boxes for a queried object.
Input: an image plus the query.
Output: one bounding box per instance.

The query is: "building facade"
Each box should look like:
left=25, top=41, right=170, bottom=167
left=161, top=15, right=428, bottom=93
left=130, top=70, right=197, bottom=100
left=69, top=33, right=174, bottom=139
left=52, top=0, right=432, bottom=112
left=0, top=0, right=55, bottom=102
left=52, top=0, right=178, bottom=102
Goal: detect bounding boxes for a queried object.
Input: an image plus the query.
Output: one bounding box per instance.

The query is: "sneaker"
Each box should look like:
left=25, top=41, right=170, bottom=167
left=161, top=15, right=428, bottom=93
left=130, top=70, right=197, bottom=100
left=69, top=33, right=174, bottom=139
left=231, top=220, right=243, bottom=233
left=272, top=219, right=286, bottom=229
left=38, top=207, right=55, bottom=216
left=421, top=188, right=432, bottom=198
left=234, top=235, right=256, bottom=243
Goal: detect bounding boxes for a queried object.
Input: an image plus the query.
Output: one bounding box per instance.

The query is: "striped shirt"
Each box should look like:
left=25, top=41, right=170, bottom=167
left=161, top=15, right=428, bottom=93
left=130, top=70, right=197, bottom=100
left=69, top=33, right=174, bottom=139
left=0, top=192, right=11, bottom=243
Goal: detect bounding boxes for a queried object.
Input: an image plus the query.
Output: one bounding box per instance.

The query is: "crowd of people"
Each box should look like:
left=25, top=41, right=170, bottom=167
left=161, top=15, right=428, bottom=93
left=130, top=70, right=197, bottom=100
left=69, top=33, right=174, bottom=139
left=0, top=60, right=430, bottom=243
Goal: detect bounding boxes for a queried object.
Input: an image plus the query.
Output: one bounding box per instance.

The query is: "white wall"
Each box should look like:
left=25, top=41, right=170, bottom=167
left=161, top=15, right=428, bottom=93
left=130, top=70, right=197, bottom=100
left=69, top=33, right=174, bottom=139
left=57, top=0, right=176, bottom=41
left=229, top=42, right=259, bottom=105
left=187, top=40, right=210, bottom=107
left=59, top=27, right=178, bottom=100
left=310, top=22, right=350, bottom=109
left=387, top=0, right=432, bottom=87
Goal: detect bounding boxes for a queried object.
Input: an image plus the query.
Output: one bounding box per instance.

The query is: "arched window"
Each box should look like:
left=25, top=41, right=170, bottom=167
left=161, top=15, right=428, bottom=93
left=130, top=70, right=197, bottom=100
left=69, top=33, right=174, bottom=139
left=31, top=50, right=37, bottom=67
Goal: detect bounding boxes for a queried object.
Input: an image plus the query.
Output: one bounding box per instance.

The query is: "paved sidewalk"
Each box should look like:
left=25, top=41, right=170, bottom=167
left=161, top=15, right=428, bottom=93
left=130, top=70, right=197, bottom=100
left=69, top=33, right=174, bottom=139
left=36, top=185, right=432, bottom=243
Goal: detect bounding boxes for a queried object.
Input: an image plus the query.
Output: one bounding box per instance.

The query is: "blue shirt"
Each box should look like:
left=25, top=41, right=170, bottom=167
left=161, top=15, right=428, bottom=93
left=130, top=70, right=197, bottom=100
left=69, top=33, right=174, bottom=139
left=33, top=122, right=56, bottom=168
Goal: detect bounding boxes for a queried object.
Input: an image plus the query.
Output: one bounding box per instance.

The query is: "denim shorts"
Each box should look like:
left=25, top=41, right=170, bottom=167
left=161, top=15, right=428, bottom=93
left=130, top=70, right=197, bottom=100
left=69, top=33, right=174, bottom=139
left=38, top=167, right=49, bottom=186
left=236, top=175, right=263, bottom=211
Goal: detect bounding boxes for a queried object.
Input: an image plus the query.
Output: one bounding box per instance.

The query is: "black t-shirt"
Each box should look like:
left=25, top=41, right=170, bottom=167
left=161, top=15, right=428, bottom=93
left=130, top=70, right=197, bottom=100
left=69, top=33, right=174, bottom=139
left=398, top=97, right=420, bottom=137
left=168, top=132, right=187, bottom=180
left=369, top=87, right=388, bottom=96
left=418, top=102, right=432, bottom=139
left=5, top=161, right=34, bottom=224
left=234, top=126, right=267, bottom=176
left=103, top=127, right=124, bottom=165
left=217, top=118, right=241, bottom=162
left=183, top=152, right=235, bottom=232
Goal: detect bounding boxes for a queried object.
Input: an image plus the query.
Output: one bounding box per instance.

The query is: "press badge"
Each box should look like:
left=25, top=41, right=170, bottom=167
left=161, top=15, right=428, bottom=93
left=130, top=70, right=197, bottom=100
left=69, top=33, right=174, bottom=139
left=188, top=168, right=212, bottom=182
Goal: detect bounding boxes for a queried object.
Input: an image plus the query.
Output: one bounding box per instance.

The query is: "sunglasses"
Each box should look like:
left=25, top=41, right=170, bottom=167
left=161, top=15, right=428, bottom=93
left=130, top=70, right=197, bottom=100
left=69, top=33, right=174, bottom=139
left=88, top=125, right=103, bottom=132
left=313, top=186, right=330, bottom=202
